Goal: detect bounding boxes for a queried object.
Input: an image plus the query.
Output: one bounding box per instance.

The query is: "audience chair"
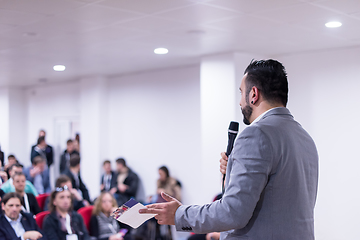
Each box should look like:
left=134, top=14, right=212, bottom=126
left=35, top=211, right=50, bottom=229
left=36, top=193, right=50, bottom=211
left=77, top=205, right=94, bottom=232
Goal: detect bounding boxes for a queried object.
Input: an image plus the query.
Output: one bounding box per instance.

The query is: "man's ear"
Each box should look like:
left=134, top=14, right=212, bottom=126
left=250, top=86, right=260, bottom=104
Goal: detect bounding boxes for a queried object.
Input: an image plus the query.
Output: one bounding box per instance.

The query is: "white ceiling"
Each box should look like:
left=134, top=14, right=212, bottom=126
left=1, top=0, right=360, bottom=87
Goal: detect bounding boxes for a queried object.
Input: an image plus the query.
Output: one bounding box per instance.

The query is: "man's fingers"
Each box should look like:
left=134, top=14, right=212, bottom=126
left=220, top=152, right=228, bottom=160
left=161, top=192, right=175, bottom=202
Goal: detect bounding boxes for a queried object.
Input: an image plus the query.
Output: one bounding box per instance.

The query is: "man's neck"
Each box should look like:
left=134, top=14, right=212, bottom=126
left=56, top=209, right=68, bottom=218
left=250, top=102, right=284, bottom=124
left=15, top=190, right=25, bottom=197
left=70, top=167, right=79, bottom=175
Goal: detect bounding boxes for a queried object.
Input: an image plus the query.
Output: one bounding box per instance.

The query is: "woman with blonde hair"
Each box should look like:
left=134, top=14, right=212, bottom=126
left=90, top=192, right=123, bottom=240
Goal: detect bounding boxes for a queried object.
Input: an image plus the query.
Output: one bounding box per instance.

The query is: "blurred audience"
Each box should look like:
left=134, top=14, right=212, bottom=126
left=90, top=192, right=126, bottom=240
left=44, top=175, right=86, bottom=211
left=0, top=160, right=8, bottom=186
left=24, top=156, right=51, bottom=194
left=4, top=154, right=18, bottom=179
left=114, top=158, right=139, bottom=206
left=156, top=166, right=181, bottom=202
left=63, top=154, right=91, bottom=205
left=13, top=172, right=41, bottom=215
left=1, top=163, right=38, bottom=196
left=100, top=160, right=117, bottom=194
left=60, top=139, right=79, bottom=174
left=43, top=186, right=90, bottom=240
left=0, top=192, right=45, bottom=240
left=31, top=130, right=53, bottom=168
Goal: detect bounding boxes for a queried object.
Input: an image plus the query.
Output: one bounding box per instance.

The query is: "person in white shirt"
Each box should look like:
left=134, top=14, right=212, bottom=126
left=0, top=192, right=45, bottom=240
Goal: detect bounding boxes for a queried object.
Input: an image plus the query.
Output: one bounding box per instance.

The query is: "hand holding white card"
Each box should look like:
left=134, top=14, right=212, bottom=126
left=112, top=199, right=156, bottom=229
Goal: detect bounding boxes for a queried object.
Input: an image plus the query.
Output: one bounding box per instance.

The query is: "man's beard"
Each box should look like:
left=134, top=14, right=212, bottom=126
left=241, top=104, right=253, bottom=125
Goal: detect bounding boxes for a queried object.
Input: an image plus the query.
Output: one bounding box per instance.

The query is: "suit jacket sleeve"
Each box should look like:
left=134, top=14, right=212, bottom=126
left=174, top=126, right=273, bottom=233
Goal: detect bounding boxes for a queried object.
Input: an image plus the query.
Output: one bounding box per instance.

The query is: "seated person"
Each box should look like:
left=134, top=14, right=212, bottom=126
left=13, top=172, right=41, bottom=215
left=24, top=156, right=51, bottom=194
left=1, top=163, right=38, bottom=196
left=63, top=154, right=91, bottom=205
left=43, top=186, right=90, bottom=240
left=100, top=160, right=117, bottom=193
left=90, top=192, right=125, bottom=240
left=0, top=160, right=8, bottom=186
left=44, top=175, right=86, bottom=211
left=3, top=154, right=18, bottom=179
left=0, top=192, right=46, bottom=240
left=114, top=158, right=139, bottom=206
left=59, top=139, right=79, bottom=174
left=156, top=166, right=181, bottom=202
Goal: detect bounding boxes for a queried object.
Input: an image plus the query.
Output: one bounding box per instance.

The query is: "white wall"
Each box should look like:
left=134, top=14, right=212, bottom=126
left=0, top=88, right=10, bottom=158
left=3, top=46, right=360, bottom=239
left=277, top=46, right=360, bottom=240
left=107, top=65, right=202, bottom=204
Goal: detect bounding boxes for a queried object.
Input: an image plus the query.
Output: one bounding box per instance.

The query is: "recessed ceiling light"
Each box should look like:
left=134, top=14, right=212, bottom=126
left=53, top=65, right=66, bottom=71
left=154, top=48, right=168, bottom=54
left=325, top=21, right=342, bottom=28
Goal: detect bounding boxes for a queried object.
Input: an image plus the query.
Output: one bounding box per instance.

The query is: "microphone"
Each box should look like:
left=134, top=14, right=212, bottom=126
left=222, top=121, right=239, bottom=193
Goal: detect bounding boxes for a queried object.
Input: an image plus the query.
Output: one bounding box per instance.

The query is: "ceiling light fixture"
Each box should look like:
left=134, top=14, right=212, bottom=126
left=53, top=65, right=66, bottom=71
left=154, top=48, right=169, bottom=54
left=325, top=21, right=342, bottom=28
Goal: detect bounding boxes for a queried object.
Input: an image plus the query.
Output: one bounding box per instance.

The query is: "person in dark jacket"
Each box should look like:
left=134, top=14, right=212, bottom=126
left=13, top=172, right=41, bottom=215
left=59, top=139, right=79, bottom=174
left=0, top=192, right=46, bottom=240
left=114, top=158, right=139, bottom=206
left=31, top=130, right=53, bottom=168
left=63, top=154, right=91, bottom=205
left=100, top=160, right=117, bottom=193
left=43, top=186, right=90, bottom=240
left=90, top=192, right=127, bottom=240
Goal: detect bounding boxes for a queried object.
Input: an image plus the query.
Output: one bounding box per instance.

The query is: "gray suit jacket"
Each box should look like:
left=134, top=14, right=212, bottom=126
left=175, top=107, right=318, bottom=240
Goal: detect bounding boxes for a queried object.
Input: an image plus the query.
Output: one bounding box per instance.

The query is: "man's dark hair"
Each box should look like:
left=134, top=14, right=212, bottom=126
left=244, top=59, right=288, bottom=107
left=2, top=192, right=22, bottom=205
left=66, top=139, right=73, bottom=145
left=9, top=163, right=23, bottom=172
left=33, top=156, right=45, bottom=166
left=159, top=166, right=170, bottom=178
left=103, top=160, right=111, bottom=165
left=55, top=175, right=71, bottom=187
left=116, top=158, right=127, bottom=167
left=8, top=154, right=15, bottom=159
left=13, top=172, right=26, bottom=180
left=37, top=136, right=45, bottom=145
left=69, top=154, right=80, bottom=168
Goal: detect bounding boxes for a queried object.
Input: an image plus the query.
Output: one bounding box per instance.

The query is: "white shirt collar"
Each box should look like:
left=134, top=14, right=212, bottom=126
left=4, top=212, right=22, bottom=224
left=250, top=107, right=282, bottom=126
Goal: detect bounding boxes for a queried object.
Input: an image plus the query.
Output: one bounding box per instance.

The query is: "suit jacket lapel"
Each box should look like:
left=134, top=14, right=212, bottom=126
left=1, top=215, right=21, bottom=239
left=20, top=214, right=31, bottom=231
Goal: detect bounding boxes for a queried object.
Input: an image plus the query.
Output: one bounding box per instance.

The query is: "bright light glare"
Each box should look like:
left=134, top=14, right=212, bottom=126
left=325, top=21, right=342, bottom=28
left=53, top=65, right=66, bottom=71
left=154, top=48, right=169, bottom=54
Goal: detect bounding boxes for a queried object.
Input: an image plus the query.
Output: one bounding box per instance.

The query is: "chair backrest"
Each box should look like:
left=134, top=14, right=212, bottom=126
left=77, top=205, right=94, bottom=232
left=35, top=211, right=50, bottom=229
left=36, top=193, right=50, bottom=211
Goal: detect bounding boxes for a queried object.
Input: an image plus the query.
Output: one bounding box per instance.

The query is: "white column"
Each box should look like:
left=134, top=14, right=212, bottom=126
left=0, top=88, right=10, bottom=159
left=0, top=87, right=27, bottom=165
left=80, top=75, right=108, bottom=200
left=199, top=53, right=265, bottom=203
left=199, top=53, right=238, bottom=203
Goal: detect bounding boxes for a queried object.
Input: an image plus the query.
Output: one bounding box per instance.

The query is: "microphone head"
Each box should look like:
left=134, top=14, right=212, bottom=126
left=228, top=121, right=239, bottom=134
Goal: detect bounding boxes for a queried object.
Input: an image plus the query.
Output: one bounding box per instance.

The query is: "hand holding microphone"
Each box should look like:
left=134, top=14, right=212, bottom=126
left=221, top=121, right=239, bottom=192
